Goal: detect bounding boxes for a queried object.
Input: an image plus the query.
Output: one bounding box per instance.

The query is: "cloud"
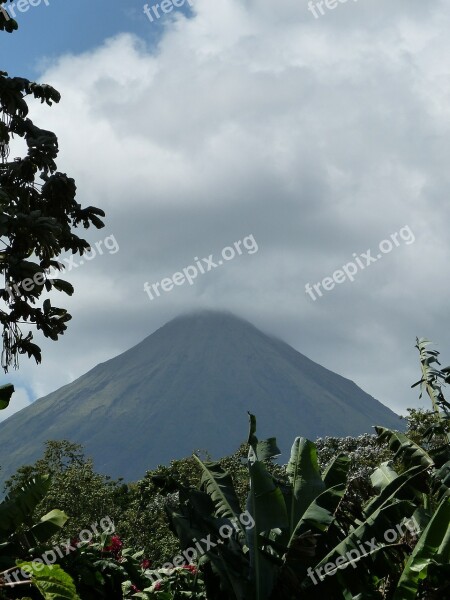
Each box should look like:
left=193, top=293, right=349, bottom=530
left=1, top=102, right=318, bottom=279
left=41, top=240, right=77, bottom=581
left=5, top=0, right=450, bottom=417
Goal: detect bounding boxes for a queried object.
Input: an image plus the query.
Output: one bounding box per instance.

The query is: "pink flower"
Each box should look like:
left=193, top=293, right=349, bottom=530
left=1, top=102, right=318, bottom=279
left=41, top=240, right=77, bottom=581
left=154, top=581, right=162, bottom=591
left=182, top=564, right=197, bottom=575
left=103, top=535, right=123, bottom=558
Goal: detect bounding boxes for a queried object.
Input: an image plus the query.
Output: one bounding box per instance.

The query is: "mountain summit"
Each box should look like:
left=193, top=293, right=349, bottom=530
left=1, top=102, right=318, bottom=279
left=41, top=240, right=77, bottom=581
left=0, top=311, right=401, bottom=482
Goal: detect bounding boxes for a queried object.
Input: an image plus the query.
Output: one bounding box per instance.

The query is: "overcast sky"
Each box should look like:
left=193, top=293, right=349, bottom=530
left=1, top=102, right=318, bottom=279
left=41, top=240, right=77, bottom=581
left=2, top=0, right=450, bottom=421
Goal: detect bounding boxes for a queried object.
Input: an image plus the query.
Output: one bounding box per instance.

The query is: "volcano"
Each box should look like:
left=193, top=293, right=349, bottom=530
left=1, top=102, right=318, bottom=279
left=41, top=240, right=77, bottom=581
left=0, top=311, right=401, bottom=483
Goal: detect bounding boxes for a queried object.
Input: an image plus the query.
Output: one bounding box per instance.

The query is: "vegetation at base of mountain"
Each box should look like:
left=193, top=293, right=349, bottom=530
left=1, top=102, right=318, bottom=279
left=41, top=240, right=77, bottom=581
left=0, top=338, right=449, bottom=599
left=134, top=339, right=450, bottom=600
left=1, top=409, right=442, bottom=568
left=4, top=440, right=126, bottom=543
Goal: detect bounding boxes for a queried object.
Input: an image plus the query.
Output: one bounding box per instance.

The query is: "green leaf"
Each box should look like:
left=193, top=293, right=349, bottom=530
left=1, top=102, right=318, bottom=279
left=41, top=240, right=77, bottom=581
left=245, top=415, right=288, bottom=600
left=432, top=459, right=450, bottom=500
left=256, top=438, right=281, bottom=461
left=370, top=461, right=398, bottom=493
left=364, top=465, right=428, bottom=518
left=286, top=437, right=325, bottom=533
left=283, top=484, right=347, bottom=586
left=393, top=497, right=450, bottom=600
left=291, top=483, right=346, bottom=540
left=375, top=427, right=434, bottom=468
left=30, top=509, right=68, bottom=543
left=304, top=499, right=416, bottom=591
left=322, top=453, right=351, bottom=489
left=248, top=461, right=288, bottom=534
left=193, top=456, right=243, bottom=527
left=18, top=562, right=81, bottom=600
left=246, top=460, right=288, bottom=600
left=247, top=412, right=258, bottom=451
left=0, top=476, right=51, bottom=535
left=0, top=383, right=14, bottom=409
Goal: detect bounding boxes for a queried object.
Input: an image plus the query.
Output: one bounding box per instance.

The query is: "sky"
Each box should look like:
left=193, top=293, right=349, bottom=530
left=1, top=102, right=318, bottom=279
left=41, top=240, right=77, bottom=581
left=1, top=0, right=450, bottom=422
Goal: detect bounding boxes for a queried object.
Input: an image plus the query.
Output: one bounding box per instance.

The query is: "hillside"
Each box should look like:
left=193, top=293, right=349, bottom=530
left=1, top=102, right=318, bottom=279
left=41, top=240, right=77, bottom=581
left=0, top=311, right=401, bottom=483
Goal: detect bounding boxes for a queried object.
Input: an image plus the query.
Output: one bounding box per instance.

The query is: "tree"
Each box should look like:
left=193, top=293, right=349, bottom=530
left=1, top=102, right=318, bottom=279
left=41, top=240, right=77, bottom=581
left=315, top=432, right=392, bottom=526
left=4, top=440, right=123, bottom=541
left=0, top=3, right=105, bottom=372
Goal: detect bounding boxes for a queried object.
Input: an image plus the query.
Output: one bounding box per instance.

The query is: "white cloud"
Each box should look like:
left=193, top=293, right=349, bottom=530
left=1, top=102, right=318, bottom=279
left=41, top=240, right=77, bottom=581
left=6, top=0, right=450, bottom=416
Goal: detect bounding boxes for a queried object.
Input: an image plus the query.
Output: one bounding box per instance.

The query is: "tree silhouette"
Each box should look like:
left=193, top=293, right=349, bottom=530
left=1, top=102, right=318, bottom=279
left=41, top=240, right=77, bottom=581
left=0, top=2, right=105, bottom=371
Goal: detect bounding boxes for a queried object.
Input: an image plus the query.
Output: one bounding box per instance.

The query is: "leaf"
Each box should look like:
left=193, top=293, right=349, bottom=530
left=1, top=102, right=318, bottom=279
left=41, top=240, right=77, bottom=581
left=248, top=461, right=288, bottom=535
left=282, top=484, right=347, bottom=586
left=375, top=427, right=434, bottom=469
left=18, top=562, right=81, bottom=600
left=303, top=500, right=416, bottom=591
left=432, top=459, right=450, bottom=500
left=30, top=509, right=68, bottom=543
left=0, top=476, right=51, bottom=535
left=246, top=465, right=288, bottom=600
left=286, top=438, right=325, bottom=533
left=364, top=465, right=428, bottom=518
left=392, top=497, right=450, bottom=600
left=194, top=456, right=243, bottom=527
left=246, top=415, right=288, bottom=600
left=50, top=279, right=74, bottom=296
left=322, top=453, right=351, bottom=489
left=370, top=461, right=398, bottom=494
left=256, top=438, right=281, bottom=461
left=247, top=412, right=258, bottom=451
left=291, top=483, right=347, bottom=540
left=0, top=383, right=14, bottom=410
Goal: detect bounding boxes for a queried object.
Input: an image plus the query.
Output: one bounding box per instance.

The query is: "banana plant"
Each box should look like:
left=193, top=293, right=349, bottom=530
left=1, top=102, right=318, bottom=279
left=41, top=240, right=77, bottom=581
left=303, top=338, right=450, bottom=599
left=366, top=424, right=450, bottom=599
left=0, top=383, right=81, bottom=597
left=0, top=470, right=79, bottom=599
left=159, top=338, right=450, bottom=600
left=158, top=414, right=351, bottom=600
left=412, top=337, right=450, bottom=445
left=0, top=475, right=68, bottom=564
left=392, top=495, right=450, bottom=600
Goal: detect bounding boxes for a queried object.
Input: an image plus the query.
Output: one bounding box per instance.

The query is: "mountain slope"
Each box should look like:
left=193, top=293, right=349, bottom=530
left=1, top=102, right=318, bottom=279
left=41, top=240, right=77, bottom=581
left=0, top=311, right=401, bottom=482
